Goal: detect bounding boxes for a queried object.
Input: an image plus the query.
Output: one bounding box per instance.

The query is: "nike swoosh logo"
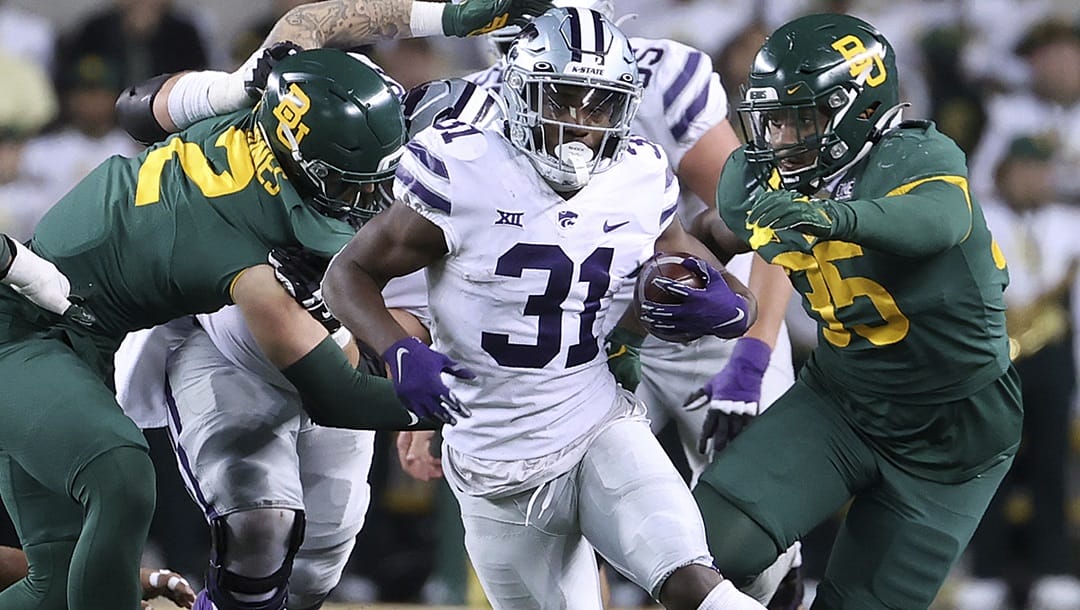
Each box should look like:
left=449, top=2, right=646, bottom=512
left=603, top=220, right=630, bottom=233
left=786, top=85, right=802, bottom=95
left=715, top=308, right=746, bottom=328
left=395, top=347, right=409, bottom=377
left=405, top=411, right=419, bottom=426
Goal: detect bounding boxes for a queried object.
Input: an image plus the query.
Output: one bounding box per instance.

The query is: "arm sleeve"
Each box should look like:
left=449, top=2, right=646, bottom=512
left=282, top=336, right=438, bottom=430
left=838, top=178, right=974, bottom=257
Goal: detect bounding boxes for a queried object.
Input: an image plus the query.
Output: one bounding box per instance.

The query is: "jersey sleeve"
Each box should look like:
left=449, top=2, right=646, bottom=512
left=393, top=125, right=461, bottom=251
left=635, top=38, right=729, bottom=168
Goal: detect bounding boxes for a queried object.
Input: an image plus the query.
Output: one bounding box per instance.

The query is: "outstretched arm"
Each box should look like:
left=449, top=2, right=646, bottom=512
left=121, top=0, right=551, bottom=139
left=231, top=264, right=430, bottom=430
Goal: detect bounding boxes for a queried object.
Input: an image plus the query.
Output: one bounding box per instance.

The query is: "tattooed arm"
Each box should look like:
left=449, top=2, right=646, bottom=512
left=131, top=0, right=550, bottom=135
left=265, top=0, right=413, bottom=50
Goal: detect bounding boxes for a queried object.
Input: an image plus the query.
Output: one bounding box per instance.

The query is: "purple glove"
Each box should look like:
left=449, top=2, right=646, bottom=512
left=683, top=337, right=771, bottom=456
left=639, top=258, right=751, bottom=342
left=383, top=337, right=476, bottom=425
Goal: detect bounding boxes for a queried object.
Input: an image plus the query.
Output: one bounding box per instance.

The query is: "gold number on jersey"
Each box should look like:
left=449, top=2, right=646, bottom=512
left=134, top=127, right=255, bottom=206
left=831, top=35, right=887, bottom=87
left=773, top=241, right=909, bottom=347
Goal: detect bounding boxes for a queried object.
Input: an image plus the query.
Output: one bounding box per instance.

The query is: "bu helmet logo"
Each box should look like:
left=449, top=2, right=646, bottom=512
left=830, top=35, right=888, bottom=87
left=273, top=83, right=312, bottom=148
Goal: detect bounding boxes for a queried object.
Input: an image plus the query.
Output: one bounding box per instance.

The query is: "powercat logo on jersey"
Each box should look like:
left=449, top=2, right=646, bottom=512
left=273, top=83, right=312, bottom=148
left=558, top=210, right=578, bottom=227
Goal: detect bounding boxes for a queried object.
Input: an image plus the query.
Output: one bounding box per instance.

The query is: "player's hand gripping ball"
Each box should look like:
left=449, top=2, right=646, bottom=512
left=635, top=252, right=708, bottom=305
left=636, top=253, right=751, bottom=342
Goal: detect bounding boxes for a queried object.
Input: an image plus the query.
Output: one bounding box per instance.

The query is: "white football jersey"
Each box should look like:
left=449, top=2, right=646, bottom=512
left=396, top=121, right=678, bottom=460
left=466, top=36, right=729, bottom=222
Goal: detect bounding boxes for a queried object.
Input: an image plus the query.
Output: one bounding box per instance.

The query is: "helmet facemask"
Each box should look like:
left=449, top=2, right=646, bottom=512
left=501, top=8, right=642, bottom=192
left=739, top=85, right=864, bottom=193
left=737, top=13, right=904, bottom=194
left=505, top=71, right=638, bottom=191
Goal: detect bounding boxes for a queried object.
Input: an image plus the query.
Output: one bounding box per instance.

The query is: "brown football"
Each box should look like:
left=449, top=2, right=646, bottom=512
left=635, top=252, right=707, bottom=305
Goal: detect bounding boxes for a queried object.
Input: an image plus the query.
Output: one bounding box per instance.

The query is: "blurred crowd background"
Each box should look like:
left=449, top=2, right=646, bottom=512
left=0, top=0, right=1078, bottom=608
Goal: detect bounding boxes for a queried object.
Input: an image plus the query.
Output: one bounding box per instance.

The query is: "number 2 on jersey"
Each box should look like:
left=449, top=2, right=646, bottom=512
left=134, top=127, right=255, bottom=206
left=482, top=244, right=613, bottom=369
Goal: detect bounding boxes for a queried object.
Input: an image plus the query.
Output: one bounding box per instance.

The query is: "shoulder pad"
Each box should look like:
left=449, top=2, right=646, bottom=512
left=422, top=119, right=491, bottom=162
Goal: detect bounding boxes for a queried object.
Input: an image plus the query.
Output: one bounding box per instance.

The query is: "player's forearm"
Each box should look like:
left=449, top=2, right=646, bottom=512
left=266, top=0, right=433, bottom=49
left=283, top=335, right=437, bottom=429
left=836, top=181, right=972, bottom=257
left=742, top=254, right=790, bottom=349
left=323, top=257, right=411, bottom=354
left=689, top=208, right=749, bottom=262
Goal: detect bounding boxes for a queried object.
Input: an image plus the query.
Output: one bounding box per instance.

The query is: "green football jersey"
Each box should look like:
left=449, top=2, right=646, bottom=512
left=718, top=122, right=1011, bottom=404
left=29, top=110, right=354, bottom=337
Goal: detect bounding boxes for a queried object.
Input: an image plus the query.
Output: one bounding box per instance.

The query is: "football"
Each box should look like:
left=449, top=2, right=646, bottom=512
left=635, top=252, right=707, bottom=305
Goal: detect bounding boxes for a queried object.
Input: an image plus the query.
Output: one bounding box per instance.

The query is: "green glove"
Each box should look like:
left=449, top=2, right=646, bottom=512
left=441, top=0, right=554, bottom=37
left=746, top=189, right=854, bottom=239
left=605, top=327, right=645, bottom=392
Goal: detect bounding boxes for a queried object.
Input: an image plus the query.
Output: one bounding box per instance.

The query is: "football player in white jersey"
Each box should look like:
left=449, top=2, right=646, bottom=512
left=463, top=2, right=803, bottom=607
left=323, top=8, right=767, bottom=610
left=465, top=0, right=795, bottom=485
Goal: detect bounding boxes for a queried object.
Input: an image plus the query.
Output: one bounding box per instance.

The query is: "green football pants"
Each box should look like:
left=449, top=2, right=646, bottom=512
left=695, top=371, right=1017, bottom=609
left=0, top=336, right=154, bottom=610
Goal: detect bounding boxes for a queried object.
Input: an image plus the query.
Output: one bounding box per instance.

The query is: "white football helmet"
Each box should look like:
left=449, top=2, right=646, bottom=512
left=501, top=7, right=641, bottom=191
left=486, top=0, right=616, bottom=60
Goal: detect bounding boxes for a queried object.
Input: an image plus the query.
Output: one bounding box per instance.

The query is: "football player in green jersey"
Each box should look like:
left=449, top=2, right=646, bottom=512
left=679, top=13, right=1023, bottom=610
left=0, top=49, right=426, bottom=610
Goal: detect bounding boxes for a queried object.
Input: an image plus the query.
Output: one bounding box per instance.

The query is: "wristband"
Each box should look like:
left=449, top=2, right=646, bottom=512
left=410, top=2, right=447, bottom=37
left=330, top=325, right=352, bottom=349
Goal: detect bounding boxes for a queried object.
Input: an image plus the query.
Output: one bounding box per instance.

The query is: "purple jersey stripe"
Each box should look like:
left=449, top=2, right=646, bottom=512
left=397, top=165, right=451, bottom=213
left=661, top=203, right=678, bottom=224
left=671, top=83, right=711, bottom=142
left=164, top=374, right=218, bottom=519
left=406, top=140, right=449, bottom=179
left=662, top=51, right=704, bottom=111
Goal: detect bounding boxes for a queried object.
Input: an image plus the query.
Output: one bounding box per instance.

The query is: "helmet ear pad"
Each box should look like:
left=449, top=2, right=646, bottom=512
left=255, top=49, right=407, bottom=223
left=737, top=13, right=902, bottom=192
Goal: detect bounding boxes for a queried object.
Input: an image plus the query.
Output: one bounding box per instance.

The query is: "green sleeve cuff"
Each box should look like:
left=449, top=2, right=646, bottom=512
left=609, top=326, right=646, bottom=349
left=282, top=336, right=437, bottom=430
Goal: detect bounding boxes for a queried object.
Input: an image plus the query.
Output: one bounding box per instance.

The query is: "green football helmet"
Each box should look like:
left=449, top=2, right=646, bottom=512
left=255, top=48, right=406, bottom=224
left=738, top=13, right=905, bottom=194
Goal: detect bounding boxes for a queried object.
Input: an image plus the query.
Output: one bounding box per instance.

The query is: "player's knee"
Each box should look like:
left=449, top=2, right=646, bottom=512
left=73, top=445, right=156, bottom=526
left=658, top=563, right=724, bottom=610
left=288, top=536, right=356, bottom=609
left=692, top=481, right=781, bottom=586
left=206, top=510, right=305, bottom=610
